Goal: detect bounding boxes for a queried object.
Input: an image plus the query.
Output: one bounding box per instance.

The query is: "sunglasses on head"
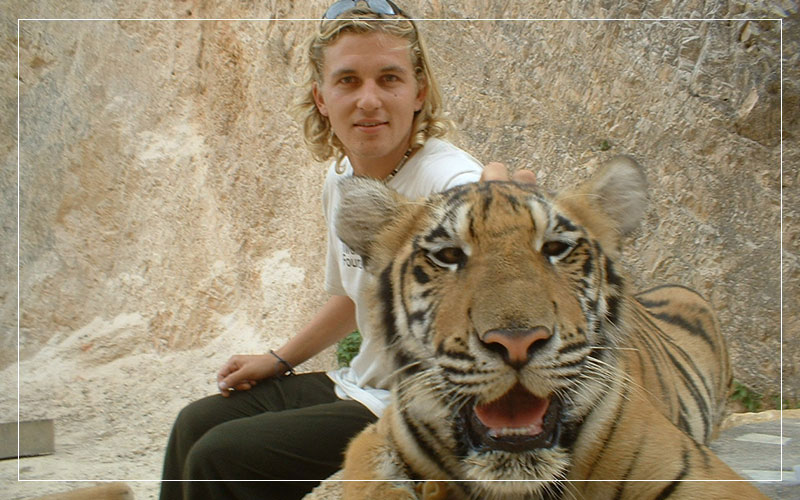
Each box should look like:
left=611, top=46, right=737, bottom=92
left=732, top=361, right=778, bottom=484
left=322, top=0, right=406, bottom=19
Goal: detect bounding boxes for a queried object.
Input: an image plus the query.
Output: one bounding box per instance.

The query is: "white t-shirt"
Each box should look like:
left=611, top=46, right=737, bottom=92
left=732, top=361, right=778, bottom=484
left=323, top=138, right=483, bottom=416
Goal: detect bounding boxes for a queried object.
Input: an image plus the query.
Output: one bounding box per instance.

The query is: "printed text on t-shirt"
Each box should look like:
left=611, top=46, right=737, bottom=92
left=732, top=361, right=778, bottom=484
left=342, top=243, right=363, bottom=269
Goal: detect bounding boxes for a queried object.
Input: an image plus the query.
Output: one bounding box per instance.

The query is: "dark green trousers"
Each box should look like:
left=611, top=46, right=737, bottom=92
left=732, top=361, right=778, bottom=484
left=159, top=372, right=377, bottom=500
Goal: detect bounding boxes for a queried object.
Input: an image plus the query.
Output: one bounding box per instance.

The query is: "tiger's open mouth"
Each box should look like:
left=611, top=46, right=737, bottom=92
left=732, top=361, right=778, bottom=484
left=464, top=384, right=561, bottom=452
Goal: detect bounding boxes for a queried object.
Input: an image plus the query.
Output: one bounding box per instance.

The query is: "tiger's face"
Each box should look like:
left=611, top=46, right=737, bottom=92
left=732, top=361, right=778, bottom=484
left=336, top=157, right=647, bottom=495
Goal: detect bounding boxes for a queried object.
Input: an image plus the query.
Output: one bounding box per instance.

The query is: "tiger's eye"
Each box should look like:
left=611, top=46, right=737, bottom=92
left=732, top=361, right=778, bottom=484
left=427, top=246, right=468, bottom=269
left=434, top=247, right=466, bottom=265
left=541, top=241, right=572, bottom=258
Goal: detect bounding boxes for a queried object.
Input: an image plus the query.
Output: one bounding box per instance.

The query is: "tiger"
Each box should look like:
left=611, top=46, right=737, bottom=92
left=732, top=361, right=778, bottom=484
left=333, top=156, right=768, bottom=500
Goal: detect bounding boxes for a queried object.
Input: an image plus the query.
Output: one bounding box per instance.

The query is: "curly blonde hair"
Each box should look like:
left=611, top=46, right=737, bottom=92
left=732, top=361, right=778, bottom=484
left=294, top=8, right=453, bottom=165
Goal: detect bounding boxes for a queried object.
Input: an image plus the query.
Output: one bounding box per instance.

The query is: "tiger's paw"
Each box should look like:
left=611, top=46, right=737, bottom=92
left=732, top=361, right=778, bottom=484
left=343, top=481, right=420, bottom=500
left=416, top=480, right=449, bottom=500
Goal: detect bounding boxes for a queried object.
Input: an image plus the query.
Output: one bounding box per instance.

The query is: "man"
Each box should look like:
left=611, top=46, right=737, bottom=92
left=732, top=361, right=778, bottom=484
left=160, top=2, right=521, bottom=499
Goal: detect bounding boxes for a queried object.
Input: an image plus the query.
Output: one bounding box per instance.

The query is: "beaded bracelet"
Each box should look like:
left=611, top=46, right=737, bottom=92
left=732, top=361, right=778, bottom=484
left=269, top=349, right=296, bottom=376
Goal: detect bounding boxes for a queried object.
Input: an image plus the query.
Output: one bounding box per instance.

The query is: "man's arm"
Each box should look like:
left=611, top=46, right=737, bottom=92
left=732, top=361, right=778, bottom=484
left=216, top=294, right=356, bottom=396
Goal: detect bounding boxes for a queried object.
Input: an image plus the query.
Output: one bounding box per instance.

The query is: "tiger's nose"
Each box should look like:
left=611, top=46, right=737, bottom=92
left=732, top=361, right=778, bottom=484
left=481, top=327, right=552, bottom=368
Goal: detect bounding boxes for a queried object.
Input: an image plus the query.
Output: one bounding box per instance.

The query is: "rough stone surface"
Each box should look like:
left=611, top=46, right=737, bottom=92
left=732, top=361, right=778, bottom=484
left=2, top=1, right=797, bottom=498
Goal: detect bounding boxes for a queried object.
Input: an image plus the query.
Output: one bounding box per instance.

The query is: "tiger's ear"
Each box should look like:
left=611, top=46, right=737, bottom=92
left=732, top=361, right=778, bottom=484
left=335, top=176, right=412, bottom=267
left=584, top=155, right=648, bottom=235
left=557, top=155, right=648, bottom=245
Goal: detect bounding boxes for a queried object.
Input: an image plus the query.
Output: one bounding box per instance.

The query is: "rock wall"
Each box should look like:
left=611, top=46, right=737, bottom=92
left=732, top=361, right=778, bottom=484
left=6, top=1, right=797, bottom=403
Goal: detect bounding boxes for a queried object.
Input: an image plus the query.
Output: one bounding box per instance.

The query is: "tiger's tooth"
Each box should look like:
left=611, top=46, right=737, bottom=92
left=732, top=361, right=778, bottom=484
left=488, top=423, right=542, bottom=438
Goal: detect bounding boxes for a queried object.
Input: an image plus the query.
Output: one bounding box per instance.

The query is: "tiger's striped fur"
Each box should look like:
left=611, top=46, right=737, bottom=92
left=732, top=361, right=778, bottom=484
left=336, top=156, right=765, bottom=500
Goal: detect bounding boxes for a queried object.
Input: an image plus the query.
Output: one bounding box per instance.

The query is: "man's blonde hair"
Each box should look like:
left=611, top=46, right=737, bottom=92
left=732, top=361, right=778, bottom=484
left=294, top=8, right=452, bottom=164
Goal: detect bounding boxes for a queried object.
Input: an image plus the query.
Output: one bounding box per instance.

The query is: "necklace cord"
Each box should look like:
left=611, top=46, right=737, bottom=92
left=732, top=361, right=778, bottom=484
left=383, top=147, right=413, bottom=183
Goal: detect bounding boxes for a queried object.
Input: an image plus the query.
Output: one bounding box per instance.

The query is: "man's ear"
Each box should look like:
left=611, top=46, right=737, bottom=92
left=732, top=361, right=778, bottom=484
left=414, top=78, right=427, bottom=112
left=312, top=82, right=329, bottom=117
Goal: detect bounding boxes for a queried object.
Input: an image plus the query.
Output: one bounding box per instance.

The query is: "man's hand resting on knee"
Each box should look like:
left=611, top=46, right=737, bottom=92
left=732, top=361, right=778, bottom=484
left=217, top=354, right=277, bottom=397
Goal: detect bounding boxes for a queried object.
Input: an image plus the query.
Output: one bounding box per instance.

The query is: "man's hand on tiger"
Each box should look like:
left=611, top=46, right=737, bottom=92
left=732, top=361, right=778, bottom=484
left=481, top=162, right=537, bottom=184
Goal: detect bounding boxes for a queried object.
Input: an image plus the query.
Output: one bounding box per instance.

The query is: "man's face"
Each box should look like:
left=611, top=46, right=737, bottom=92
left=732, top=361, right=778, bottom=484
left=313, top=31, right=426, bottom=176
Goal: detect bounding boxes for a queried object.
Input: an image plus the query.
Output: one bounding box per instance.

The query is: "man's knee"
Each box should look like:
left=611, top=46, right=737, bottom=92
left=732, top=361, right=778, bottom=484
left=184, top=426, right=234, bottom=479
left=172, top=396, right=225, bottom=444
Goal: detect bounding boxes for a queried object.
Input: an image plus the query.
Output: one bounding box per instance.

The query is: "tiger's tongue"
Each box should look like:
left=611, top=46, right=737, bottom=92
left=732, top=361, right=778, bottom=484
left=474, top=384, right=549, bottom=432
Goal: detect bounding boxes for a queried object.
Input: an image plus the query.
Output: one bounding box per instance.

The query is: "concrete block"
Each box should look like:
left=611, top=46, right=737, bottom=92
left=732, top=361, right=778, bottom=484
left=27, top=482, right=134, bottom=500
left=0, top=419, right=55, bottom=459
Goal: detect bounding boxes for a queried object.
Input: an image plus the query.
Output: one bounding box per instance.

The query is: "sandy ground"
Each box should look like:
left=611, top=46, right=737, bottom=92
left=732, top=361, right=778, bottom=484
left=1, top=313, right=336, bottom=500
